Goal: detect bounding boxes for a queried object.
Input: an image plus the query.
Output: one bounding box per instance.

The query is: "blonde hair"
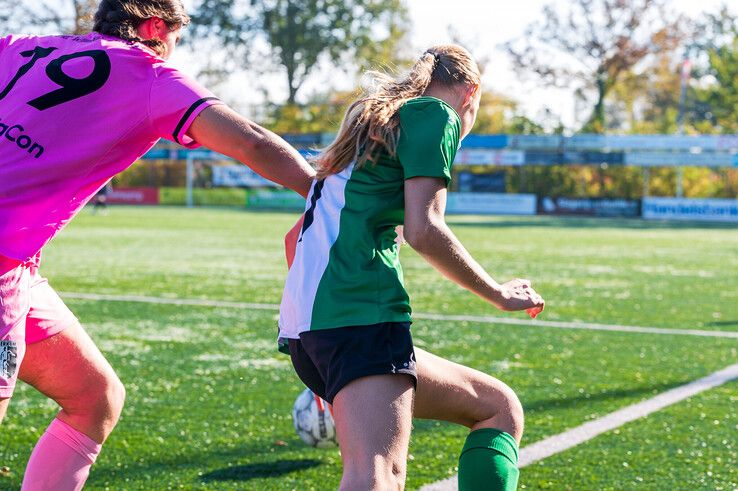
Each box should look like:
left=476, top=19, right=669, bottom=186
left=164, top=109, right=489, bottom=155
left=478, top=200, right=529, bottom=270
left=316, top=44, right=481, bottom=179
left=93, top=0, right=190, bottom=57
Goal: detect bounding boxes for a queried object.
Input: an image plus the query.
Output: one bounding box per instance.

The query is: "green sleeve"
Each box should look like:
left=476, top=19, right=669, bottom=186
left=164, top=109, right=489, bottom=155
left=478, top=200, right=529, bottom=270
left=396, top=99, right=461, bottom=186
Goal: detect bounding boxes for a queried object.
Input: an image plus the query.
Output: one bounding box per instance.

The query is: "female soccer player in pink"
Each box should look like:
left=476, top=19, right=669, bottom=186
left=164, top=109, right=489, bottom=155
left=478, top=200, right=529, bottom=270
left=280, top=45, right=544, bottom=490
left=0, top=1, right=315, bottom=489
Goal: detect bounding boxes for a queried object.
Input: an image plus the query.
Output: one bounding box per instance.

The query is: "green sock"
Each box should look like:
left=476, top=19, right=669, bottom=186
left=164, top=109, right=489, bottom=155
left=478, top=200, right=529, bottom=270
left=458, top=428, right=520, bottom=491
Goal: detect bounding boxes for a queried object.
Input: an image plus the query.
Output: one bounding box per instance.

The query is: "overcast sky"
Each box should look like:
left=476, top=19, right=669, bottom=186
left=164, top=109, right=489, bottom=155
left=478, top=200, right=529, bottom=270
left=175, top=0, right=729, bottom=129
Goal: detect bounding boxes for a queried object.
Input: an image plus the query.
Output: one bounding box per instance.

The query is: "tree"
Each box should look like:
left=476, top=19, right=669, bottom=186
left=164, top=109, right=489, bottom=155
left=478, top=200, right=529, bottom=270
left=472, top=90, right=545, bottom=135
left=693, top=10, right=738, bottom=133
left=0, top=0, right=96, bottom=34
left=505, top=0, right=685, bottom=133
left=262, top=89, right=357, bottom=134
left=607, top=44, right=685, bottom=134
left=191, top=0, right=410, bottom=105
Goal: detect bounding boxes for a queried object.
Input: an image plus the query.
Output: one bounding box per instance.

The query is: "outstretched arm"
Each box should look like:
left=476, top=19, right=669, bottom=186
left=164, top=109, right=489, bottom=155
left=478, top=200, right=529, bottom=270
left=403, top=176, right=544, bottom=317
left=187, top=105, right=315, bottom=198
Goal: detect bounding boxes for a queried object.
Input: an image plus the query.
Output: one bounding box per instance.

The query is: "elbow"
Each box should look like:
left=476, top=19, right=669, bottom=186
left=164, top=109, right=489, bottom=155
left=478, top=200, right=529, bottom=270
left=403, top=222, right=434, bottom=253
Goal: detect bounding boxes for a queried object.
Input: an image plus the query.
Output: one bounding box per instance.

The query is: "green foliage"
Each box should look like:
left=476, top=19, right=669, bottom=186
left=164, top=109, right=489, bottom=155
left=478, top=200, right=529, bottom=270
left=505, top=0, right=684, bottom=133
left=112, top=161, right=187, bottom=188
left=504, top=166, right=738, bottom=199
left=606, top=6, right=738, bottom=136
left=191, top=0, right=410, bottom=104
left=472, top=90, right=546, bottom=135
left=695, top=36, right=738, bottom=133
left=262, top=90, right=358, bottom=134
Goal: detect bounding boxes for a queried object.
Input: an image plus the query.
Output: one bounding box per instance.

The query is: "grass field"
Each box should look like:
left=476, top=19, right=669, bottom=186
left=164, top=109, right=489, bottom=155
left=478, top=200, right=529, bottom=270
left=1, top=206, right=737, bottom=490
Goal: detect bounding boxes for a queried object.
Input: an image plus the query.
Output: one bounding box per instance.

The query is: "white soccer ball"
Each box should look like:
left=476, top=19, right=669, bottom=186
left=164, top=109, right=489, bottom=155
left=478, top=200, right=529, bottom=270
left=292, top=388, right=338, bottom=448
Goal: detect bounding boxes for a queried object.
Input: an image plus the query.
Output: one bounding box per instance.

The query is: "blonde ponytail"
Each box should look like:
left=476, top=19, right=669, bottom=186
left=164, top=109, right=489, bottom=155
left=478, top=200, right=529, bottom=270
left=316, top=45, right=480, bottom=179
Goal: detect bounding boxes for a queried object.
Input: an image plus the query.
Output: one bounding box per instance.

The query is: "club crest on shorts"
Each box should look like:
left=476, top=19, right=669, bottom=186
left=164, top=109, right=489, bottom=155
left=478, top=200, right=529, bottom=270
left=0, top=341, right=18, bottom=379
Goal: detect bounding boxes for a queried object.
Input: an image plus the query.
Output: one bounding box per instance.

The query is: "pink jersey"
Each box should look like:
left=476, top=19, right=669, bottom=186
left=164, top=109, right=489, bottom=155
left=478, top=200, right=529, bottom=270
left=0, top=33, right=223, bottom=261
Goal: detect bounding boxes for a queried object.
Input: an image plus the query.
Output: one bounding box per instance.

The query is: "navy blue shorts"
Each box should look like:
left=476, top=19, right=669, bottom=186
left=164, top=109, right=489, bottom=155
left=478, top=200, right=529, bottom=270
left=288, top=322, right=417, bottom=404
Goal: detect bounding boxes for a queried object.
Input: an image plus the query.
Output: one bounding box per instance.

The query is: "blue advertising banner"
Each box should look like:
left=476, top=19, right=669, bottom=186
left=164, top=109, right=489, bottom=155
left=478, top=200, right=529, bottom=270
left=507, top=135, right=563, bottom=149
left=626, top=152, right=733, bottom=167
left=524, top=152, right=562, bottom=165
left=562, top=151, right=625, bottom=165
left=457, top=171, right=507, bottom=193
left=643, top=198, right=738, bottom=222
left=446, top=193, right=537, bottom=215
left=539, top=197, right=641, bottom=217
left=460, top=134, right=508, bottom=149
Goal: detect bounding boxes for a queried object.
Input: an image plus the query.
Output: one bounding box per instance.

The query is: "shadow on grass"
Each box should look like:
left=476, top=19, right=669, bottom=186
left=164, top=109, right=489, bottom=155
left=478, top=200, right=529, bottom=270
left=446, top=216, right=738, bottom=230
left=523, top=380, right=693, bottom=413
left=705, top=320, right=738, bottom=327
left=200, top=459, right=322, bottom=482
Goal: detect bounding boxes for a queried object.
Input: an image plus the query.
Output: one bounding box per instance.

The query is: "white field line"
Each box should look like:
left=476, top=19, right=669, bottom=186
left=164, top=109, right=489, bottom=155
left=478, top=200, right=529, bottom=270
left=421, top=362, right=738, bottom=491
left=60, top=292, right=738, bottom=339
left=62, top=292, right=738, bottom=489
left=61, top=292, right=280, bottom=310
left=412, top=312, right=738, bottom=339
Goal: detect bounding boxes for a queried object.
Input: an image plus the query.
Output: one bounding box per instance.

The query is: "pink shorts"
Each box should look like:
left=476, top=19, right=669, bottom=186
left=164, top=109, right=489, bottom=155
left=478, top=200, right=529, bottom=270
left=0, top=254, right=79, bottom=398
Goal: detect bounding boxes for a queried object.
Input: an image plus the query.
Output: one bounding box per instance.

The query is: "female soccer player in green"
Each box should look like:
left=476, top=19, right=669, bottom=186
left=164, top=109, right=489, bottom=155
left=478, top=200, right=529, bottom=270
left=280, top=45, right=545, bottom=490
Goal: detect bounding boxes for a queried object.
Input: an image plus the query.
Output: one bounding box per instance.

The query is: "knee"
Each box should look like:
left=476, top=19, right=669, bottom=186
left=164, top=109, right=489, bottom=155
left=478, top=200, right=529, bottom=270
left=68, top=373, right=126, bottom=430
left=90, top=375, right=126, bottom=439
left=505, top=387, right=525, bottom=441
left=103, top=375, right=126, bottom=422
left=474, top=381, right=524, bottom=443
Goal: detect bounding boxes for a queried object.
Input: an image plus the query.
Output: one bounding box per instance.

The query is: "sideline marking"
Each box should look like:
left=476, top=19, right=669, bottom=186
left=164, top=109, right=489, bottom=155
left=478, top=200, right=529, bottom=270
left=420, top=363, right=738, bottom=491
left=60, top=292, right=738, bottom=339
left=62, top=291, right=280, bottom=310
left=60, top=292, right=738, bottom=488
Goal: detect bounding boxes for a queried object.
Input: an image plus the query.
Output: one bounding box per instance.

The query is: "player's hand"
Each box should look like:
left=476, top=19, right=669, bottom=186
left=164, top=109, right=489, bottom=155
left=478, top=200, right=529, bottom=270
left=497, top=278, right=545, bottom=318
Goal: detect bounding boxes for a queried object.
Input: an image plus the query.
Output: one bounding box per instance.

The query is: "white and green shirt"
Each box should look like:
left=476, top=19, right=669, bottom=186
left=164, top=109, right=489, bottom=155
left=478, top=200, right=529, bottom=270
left=279, top=97, right=461, bottom=338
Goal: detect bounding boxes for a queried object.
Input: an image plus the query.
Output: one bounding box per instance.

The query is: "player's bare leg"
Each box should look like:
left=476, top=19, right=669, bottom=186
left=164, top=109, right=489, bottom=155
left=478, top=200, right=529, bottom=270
left=414, top=347, right=523, bottom=440
left=332, top=374, right=415, bottom=490
left=414, top=347, right=522, bottom=490
left=0, top=398, right=9, bottom=422
left=17, top=323, right=125, bottom=490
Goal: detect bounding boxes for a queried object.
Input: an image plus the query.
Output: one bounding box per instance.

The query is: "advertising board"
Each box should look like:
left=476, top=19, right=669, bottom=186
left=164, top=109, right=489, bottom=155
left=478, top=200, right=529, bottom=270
left=642, top=198, right=738, bottom=222
left=446, top=193, right=537, bottom=215
left=538, top=197, right=640, bottom=217
left=106, top=187, right=160, bottom=205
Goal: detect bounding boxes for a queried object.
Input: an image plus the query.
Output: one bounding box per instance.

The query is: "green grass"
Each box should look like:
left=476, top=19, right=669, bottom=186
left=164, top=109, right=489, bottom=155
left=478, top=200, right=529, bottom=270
left=1, top=207, right=737, bottom=490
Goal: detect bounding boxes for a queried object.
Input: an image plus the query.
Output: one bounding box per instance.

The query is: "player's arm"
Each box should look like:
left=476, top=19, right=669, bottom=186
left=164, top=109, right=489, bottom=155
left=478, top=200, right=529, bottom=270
left=186, top=105, right=315, bottom=198
left=403, top=176, right=544, bottom=316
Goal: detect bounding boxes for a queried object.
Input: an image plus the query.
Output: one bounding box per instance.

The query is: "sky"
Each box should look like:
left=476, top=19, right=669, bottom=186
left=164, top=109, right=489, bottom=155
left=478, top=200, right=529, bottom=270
left=174, top=0, right=729, bottom=129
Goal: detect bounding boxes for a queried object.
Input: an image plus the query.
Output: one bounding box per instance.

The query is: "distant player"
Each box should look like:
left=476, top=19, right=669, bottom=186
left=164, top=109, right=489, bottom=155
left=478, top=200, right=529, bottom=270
left=280, top=45, right=544, bottom=490
left=91, top=180, right=112, bottom=214
left=0, top=0, right=314, bottom=489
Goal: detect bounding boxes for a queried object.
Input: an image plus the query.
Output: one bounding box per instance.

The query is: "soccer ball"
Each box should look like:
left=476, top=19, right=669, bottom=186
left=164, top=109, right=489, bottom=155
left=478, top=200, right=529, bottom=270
left=292, top=388, right=338, bottom=448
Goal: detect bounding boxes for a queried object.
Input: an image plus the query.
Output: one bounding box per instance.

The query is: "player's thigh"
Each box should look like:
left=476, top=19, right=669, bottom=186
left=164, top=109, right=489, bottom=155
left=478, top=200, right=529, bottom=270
left=414, top=347, right=521, bottom=429
left=333, top=374, right=415, bottom=466
left=18, top=323, right=124, bottom=428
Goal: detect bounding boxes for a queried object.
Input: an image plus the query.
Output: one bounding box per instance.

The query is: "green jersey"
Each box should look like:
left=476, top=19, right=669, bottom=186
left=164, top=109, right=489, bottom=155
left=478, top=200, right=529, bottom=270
left=279, top=97, right=461, bottom=338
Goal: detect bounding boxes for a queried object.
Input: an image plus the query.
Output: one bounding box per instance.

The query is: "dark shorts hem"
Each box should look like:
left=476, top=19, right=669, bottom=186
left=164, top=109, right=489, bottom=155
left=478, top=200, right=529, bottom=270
left=324, top=366, right=417, bottom=404
left=289, top=322, right=417, bottom=404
